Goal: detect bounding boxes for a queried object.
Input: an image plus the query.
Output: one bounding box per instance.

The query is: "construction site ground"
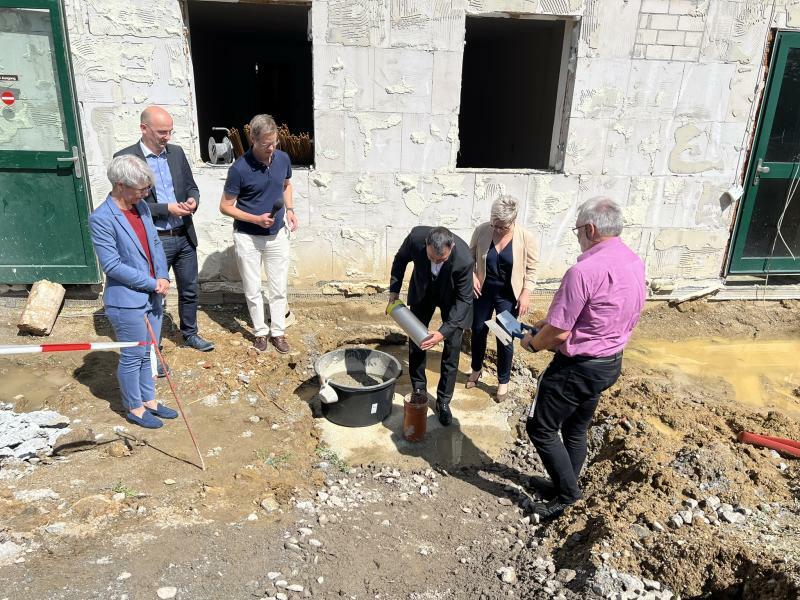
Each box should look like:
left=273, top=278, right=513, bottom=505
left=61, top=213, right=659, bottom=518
left=0, top=296, right=799, bottom=600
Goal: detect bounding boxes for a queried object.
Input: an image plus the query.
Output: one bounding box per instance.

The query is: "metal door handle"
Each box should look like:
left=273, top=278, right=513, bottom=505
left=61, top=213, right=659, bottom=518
left=753, top=158, right=769, bottom=185
left=56, top=146, right=82, bottom=179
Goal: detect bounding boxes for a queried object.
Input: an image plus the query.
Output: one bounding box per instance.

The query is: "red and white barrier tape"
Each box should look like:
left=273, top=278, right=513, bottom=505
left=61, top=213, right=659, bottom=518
left=0, top=341, right=152, bottom=356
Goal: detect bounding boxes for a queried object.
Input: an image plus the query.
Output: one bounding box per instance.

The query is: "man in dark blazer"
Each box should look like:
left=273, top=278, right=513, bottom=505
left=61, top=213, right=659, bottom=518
left=115, top=106, right=214, bottom=355
left=388, top=226, right=473, bottom=426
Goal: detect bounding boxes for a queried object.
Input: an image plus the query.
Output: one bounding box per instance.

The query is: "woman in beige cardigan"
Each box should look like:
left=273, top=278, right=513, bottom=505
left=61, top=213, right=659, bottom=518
left=468, top=195, right=538, bottom=401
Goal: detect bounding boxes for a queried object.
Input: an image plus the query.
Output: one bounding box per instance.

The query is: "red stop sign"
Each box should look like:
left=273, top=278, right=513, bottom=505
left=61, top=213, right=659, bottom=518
left=0, top=91, right=14, bottom=106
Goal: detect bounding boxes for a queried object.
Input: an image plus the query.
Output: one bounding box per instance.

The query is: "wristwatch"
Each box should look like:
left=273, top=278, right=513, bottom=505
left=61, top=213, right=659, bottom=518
left=286, top=207, right=295, bottom=212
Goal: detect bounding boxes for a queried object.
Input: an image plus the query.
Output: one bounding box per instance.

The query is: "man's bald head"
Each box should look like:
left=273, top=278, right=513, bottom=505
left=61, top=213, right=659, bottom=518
left=139, top=106, right=174, bottom=154
left=140, top=105, right=171, bottom=125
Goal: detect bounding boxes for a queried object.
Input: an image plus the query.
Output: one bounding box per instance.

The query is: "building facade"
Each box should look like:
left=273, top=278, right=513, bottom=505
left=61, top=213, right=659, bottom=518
left=2, top=0, right=799, bottom=295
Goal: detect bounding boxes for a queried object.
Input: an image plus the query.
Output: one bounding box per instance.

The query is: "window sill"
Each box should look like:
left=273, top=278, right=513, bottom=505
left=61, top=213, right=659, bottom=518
left=454, top=167, right=562, bottom=175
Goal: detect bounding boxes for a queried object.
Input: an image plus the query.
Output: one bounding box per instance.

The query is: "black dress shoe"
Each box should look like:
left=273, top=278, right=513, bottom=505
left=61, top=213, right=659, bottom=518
left=528, top=475, right=558, bottom=500
left=436, top=400, right=452, bottom=426
left=184, top=334, right=215, bottom=352
left=531, top=499, right=574, bottom=522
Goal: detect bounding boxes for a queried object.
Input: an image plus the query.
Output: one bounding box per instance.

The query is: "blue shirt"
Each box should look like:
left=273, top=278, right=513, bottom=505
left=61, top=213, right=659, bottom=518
left=223, top=149, right=292, bottom=236
left=140, top=141, right=182, bottom=231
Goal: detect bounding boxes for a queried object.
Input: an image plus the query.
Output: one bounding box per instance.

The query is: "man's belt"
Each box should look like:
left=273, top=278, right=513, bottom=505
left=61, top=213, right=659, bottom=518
left=557, top=351, right=623, bottom=364
left=157, top=226, right=187, bottom=237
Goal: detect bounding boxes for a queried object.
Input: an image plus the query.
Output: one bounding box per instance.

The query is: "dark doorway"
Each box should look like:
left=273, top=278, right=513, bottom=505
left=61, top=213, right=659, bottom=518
left=187, top=2, right=313, bottom=165
left=457, top=16, right=566, bottom=170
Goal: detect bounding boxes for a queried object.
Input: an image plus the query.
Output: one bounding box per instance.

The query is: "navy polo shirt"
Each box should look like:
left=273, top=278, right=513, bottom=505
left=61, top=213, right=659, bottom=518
left=224, top=149, right=292, bottom=236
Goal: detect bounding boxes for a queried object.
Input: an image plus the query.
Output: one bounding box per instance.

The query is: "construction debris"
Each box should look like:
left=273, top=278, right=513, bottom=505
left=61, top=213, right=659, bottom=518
left=0, top=405, right=72, bottom=461
left=17, top=280, right=65, bottom=336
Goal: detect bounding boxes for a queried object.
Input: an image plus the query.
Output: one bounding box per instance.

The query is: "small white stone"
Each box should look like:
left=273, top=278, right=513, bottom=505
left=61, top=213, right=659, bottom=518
left=117, top=572, right=131, bottom=580
left=317, top=576, right=324, bottom=584
left=156, top=587, right=178, bottom=599
left=246, top=513, right=258, bottom=521
left=275, top=580, right=288, bottom=588
left=163, top=479, right=176, bottom=486
left=287, top=584, right=304, bottom=592
left=267, top=572, right=281, bottom=580
left=112, top=493, right=126, bottom=502
left=248, top=415, right=260, bottom=423
left=497, top=566, right=517, bottom=584
left=309, top=539, right=323, bottom=548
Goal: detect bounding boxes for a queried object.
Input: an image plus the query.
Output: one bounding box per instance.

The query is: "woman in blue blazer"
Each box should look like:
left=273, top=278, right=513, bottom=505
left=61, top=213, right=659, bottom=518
left=89, top=155, right=175, bottom=429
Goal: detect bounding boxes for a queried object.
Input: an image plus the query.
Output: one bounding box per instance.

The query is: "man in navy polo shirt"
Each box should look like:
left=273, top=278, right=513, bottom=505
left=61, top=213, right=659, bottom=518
left=219, top=114, right=298, bottom=354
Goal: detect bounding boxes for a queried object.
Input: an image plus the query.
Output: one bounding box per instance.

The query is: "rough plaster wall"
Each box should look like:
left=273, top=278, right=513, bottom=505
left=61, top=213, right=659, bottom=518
left=62, top=0, right=798, bottom=291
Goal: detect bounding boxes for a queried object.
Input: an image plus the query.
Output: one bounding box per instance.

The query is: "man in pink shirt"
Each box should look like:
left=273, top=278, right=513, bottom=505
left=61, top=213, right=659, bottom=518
left=521, top=196, right=646, bottom=521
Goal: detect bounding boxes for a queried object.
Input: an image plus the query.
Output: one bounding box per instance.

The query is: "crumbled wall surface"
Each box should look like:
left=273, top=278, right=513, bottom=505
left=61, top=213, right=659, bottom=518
left=63, top=0, right=794, bottom=290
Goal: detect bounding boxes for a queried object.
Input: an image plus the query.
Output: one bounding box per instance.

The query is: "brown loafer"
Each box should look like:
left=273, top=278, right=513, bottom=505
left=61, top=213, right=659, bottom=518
left=253, top=336, right=268, bottom=353
left=270, top=335, right=290, bottom=354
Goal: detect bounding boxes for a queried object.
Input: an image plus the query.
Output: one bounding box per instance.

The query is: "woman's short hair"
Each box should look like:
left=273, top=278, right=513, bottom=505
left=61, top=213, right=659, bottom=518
left=107, top=155, right=155, bottom=188
left=490, top=195, right=519, bottom=227
left=249, top=114, right=277, bottom=141
left=576, top=196, right=624, bottom=237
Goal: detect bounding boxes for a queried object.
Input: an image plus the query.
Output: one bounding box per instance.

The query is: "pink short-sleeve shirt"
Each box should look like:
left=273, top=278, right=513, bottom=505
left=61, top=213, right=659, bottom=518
left=546, top=237, right=646, bottom=358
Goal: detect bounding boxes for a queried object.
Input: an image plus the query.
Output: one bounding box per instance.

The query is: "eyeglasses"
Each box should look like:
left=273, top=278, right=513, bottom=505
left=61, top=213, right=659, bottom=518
left=254, top=139, right=279, bottom=149
left=145, top=124, right=174, bottom=137
left=127, top=185, right=151, bottom=194
left=490, top=222, right=512, bottom=232
left=572, top=224, right=587, bottom=237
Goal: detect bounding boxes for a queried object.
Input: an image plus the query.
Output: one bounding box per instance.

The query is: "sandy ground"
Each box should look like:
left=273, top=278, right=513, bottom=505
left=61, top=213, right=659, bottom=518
left=0, top=297, right=798, bottom=599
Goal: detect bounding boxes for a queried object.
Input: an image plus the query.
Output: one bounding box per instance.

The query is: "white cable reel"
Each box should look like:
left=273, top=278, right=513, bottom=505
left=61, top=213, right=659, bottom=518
left=208, top=127, right=234, bottom=164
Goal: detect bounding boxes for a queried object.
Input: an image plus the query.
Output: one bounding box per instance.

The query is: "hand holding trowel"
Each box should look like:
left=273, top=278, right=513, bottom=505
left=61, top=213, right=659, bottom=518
left=486, top=310, right=539, bottom=346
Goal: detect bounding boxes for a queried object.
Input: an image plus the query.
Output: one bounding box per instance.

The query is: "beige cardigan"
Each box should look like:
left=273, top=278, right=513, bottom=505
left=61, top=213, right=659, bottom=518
left=469, top=222, right=538, bottom=299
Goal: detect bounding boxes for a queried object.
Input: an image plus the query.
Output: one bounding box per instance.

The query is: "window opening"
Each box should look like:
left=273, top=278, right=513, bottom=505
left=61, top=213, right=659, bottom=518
left=187, top=2, right=314, bottom=167
left=457, top=15, right=572, bottom=170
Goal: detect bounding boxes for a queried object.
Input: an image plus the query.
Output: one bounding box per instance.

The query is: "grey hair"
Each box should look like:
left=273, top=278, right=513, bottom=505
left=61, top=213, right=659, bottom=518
left=249, top=114, right=277, bottom=141
left=576, top=196, right=623, bottom=237
left=107, top=155, right=155, bottom=188
left=425, top=226, right=455, bottom=256
left=490, top=195, right=519, bottom=226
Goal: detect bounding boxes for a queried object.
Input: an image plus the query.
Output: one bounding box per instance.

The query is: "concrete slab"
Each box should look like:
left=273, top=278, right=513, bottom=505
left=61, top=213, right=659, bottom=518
left=314, top=346, right=513, bottom=470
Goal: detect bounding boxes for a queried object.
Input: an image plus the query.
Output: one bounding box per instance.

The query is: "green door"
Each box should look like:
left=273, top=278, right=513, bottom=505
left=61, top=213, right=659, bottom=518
left=0, top=0, right=98, bottom=284
left=729, top=31, right=800, bottom=274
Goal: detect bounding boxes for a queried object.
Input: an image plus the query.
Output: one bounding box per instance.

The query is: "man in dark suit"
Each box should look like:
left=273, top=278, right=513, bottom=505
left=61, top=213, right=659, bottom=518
left=115, top=106, right=214, bottom=355
left=388, top=226, right=473, bottom=426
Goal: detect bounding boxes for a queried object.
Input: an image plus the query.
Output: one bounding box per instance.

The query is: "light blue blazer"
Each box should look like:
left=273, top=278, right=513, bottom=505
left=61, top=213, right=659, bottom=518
left=89, top=196, right=169, bottom=308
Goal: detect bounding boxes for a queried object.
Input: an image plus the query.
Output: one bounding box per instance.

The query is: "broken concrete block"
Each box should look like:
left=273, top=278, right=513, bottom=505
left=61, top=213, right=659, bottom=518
left=13, top=436, right=50, bottom=459
left=23, top=410, right=70, bottom=428
left=17, top=280, right=66, bottom=336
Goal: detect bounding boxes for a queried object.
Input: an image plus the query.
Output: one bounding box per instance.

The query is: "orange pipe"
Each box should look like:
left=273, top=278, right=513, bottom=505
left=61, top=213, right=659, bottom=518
left=737, top=431, right=800, bottom=459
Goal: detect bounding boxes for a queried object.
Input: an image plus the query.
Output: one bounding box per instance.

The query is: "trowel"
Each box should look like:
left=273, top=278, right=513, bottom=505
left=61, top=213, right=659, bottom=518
left=485, top=310, right=538, bottom=346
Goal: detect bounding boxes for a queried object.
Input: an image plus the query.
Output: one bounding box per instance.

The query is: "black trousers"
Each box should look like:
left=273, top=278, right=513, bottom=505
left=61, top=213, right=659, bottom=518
left=526, top=352, right=622, bottom=503
left=409, top=300, right=463, bottom=405
left=159, top=233, right=200, bottom=338
left=471, top=283, right=516, bottom=384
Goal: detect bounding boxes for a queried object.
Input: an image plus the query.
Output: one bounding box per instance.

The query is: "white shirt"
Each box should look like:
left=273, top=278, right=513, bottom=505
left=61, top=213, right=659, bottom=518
left=431, top=262, right=443, bottom=277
